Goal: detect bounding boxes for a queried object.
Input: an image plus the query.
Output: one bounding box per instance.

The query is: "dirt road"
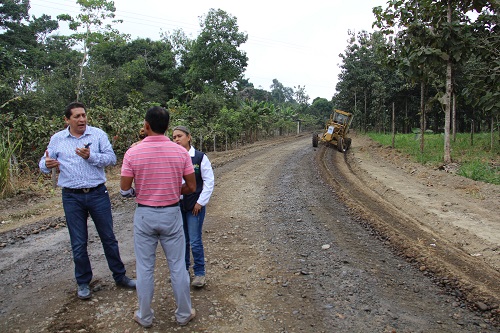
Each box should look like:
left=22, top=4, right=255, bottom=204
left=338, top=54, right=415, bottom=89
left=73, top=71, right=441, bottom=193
left=0, top=132, right=498, bottom=332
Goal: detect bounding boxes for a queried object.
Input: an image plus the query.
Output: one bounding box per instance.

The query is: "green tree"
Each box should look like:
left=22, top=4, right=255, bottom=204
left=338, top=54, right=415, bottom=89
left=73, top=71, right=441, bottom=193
left=57, top=0, right=122, bottom=102
left=213, top=106, right=243, bottom=150
left=186, top=8, right=248, bottom=93
left=461, top=10, right=499, bottom=149
left=309, top=98, right=333, bottom=124
left=0, top=0, right=59, bottom=111
left=294, top=85, right=309, bottom=105
left=336, top=30, right=385, bottom=132
left=89, top=37, right=179, bottom=107
left=236, top=85, right=271, bottom=103
left=270, top=79, right=294, bottom=105
left=276, top=105, right=298, bottom=135
left=374, top=0, right=496, bottom=163
left=33, top=36, right=83, bottom=115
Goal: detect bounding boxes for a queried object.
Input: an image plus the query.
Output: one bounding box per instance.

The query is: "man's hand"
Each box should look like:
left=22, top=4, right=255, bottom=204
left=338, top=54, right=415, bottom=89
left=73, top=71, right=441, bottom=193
left=44, top=150, right=60, bottom=169
left=75, top=145, right=91, bottom=160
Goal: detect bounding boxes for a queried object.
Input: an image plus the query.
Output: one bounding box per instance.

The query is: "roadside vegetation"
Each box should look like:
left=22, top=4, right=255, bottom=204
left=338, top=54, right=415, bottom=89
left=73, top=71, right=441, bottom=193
left=1, top=0, right=497, bottom=197
left=367, top=132, right=500, bottom=185
left=0, top=134, right=22, bottom=198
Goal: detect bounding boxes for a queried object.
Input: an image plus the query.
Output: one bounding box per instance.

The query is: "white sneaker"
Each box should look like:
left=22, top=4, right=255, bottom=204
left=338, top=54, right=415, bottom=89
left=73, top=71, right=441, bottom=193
left=191, top=275, right=206, bottom=287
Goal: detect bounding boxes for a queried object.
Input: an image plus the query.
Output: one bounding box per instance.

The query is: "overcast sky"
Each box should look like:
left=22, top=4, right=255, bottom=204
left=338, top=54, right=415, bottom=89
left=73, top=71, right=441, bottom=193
left=29, top=0, right=388, bottom=102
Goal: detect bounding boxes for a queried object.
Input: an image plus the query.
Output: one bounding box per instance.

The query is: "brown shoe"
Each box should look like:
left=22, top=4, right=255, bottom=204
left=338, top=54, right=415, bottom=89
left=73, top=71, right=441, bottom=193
left=178, top=308, right=196, bottom=326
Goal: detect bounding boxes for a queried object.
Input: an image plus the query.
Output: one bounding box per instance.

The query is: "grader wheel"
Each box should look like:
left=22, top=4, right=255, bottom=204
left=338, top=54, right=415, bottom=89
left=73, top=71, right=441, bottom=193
left=312, top=133, right=319, bottom=147
left=337, top=137, right=348, bottom=153
left=345, top=138, right=352, bottom=150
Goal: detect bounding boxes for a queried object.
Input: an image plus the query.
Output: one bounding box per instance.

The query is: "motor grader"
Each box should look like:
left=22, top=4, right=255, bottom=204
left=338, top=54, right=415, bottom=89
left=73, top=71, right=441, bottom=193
left=312, top=109, right=353, bottom=152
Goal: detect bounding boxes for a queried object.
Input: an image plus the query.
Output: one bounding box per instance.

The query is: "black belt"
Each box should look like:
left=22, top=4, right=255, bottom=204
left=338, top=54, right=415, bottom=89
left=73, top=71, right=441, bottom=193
left=63, top=183, right=104, bottom=194
left=138, top=202, right=179, bottom=208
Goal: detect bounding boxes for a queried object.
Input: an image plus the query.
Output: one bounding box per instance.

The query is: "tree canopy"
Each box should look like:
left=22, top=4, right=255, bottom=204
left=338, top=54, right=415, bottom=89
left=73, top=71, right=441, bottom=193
left=0, top=0, right=497, bottom=170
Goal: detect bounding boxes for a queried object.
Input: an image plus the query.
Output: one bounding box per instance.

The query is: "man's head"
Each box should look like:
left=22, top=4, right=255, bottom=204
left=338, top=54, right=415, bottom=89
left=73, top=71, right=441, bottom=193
left=64, top=102, right=87, bottom=137
left=145, top=106, right=170, bottom=135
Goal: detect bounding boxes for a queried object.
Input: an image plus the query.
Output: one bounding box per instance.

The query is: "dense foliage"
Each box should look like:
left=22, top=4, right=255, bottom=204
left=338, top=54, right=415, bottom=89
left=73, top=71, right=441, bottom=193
left=0, top=0, right=498, bottom=195
left=0, top=1, right=320, bottom=170
left=335, top=0, right=498, bottom=161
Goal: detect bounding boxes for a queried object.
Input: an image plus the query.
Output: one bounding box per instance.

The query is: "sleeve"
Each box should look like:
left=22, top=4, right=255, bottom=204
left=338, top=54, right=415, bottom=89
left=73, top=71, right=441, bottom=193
left=197, top=154, right=214, bottom=206
left=39, top=154, right=50, bottom=174
left=183, top=150, right=195, bottom=175
left=120, top=151, right=134, bottom=177
left=86, top=129, right=117, bottom=167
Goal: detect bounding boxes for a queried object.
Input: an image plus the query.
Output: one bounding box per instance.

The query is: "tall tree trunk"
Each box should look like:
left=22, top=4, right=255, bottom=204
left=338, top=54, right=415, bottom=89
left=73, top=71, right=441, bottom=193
left=364, top=90, right=367, bottom=133
left=470, top=119, right=474, bottom=146
left=444, top=59, right=452, bottom=163
left=497, top=114, right=499, bottom=145
left=76, top=47, right=87, bottom=102
left=76, top=24, right=91, bottom=102
left=354, top=90, right=358, bottom=131
left=392, top=102, right=395, bottom=148
left=420, top=80, right=425, bottom=154
left=405, top=98, right=408, bottom=134
left=382, top=106, right=386, bottom=134
left=452, top=93, right=456, bottom=142
left=443, top=0, right=452, bottom=164
left=354, top=90, right=357, bottom=112
left=491, top=115, right=494, bottom=151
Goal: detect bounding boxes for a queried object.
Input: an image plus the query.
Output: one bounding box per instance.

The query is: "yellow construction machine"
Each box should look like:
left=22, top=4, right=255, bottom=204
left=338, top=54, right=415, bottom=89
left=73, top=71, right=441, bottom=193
left=312, top=109, right=353, bottom=152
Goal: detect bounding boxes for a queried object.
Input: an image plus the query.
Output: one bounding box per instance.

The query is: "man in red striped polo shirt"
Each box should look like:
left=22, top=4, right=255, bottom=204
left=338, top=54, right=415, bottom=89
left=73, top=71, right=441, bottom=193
left=120, top=106, right=197, bottom=328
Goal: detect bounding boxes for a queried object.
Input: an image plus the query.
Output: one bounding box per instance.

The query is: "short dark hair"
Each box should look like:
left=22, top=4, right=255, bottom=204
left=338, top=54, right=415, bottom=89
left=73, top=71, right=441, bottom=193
left=145, top=106, right=170, bottom=134
left=65, top=101, right=86, bottom=119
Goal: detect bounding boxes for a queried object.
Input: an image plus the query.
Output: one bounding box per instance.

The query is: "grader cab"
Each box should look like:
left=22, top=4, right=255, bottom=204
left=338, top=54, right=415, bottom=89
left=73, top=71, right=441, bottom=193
left=312, top=109, right=353, bottom=152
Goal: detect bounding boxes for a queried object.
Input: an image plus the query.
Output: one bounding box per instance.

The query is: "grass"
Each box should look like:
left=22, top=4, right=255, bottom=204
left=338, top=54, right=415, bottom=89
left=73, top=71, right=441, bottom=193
left=366, top=132, right=500, bottom=185
left=0, top=134, right=22, bottom=198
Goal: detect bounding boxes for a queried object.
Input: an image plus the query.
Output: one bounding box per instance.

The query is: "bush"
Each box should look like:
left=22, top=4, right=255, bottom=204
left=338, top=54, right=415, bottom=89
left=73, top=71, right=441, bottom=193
left=458, top=160, right=500, bottom=185
left=0, top=133, right=22, bottom=198
left=87, top=105, right=147, bottom=157
left=367, top=132, right=499, bottom=185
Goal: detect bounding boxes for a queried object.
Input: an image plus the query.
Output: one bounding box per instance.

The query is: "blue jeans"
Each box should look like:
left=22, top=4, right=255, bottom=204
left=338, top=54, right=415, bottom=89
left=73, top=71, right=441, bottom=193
left=181, top=206, right=206, bottom=276
left=62, top=185, right=126, bottom=285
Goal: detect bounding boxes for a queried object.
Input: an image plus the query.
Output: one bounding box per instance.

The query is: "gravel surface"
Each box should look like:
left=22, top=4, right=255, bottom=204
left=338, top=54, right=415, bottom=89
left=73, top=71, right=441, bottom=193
left=0, top=132, right=498, bottom=332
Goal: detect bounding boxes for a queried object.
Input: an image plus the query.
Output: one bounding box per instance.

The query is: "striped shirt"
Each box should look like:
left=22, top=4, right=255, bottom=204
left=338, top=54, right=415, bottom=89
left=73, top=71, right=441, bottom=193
left=39, top=125, right=116, bottom=188
left=121, top=135, right=194, bottom=206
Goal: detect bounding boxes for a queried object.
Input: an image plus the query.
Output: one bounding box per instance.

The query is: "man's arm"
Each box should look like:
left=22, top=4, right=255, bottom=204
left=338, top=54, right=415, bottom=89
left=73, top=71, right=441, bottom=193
left=86, top=129, right=117, bottom=167
left=120, top=176, right=135, bottom=197
left=39, top=135, right=60, bottom=174
left=120, top=176, right=134, bottom=191
left=181, top=172, right=196, bottom=195
left=39, top=150, right=60, bottom=174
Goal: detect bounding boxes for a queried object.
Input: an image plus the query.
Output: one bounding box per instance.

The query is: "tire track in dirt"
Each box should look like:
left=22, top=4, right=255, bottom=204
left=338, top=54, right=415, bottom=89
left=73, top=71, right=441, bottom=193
left=315, top=142, right=500, bottom=318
